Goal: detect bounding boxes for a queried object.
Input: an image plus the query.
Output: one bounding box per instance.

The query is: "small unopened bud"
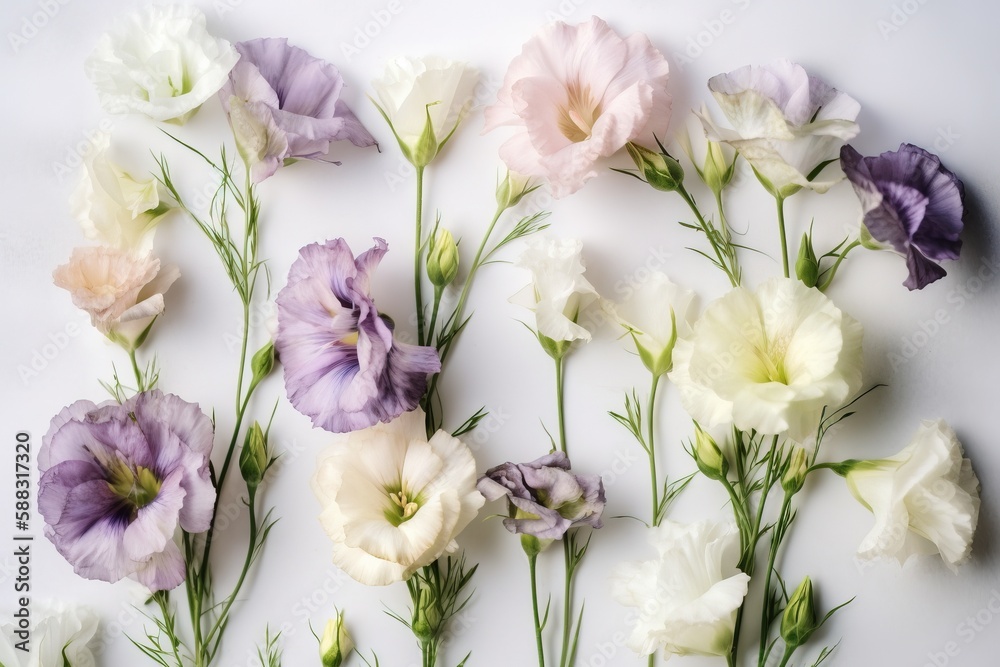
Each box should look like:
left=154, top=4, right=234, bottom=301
left=782, top=447, right=809, bottom=495
left=319, top=611, right=353, bottom=667
left=497, top=170, right=535, bottom=210
left=693, top=423, right=728, bottom=481
left=703, top=140, right=736, bottom=195
left=795, top=233, right=820, bottom=288
left=250, top=340, right=276, bottom=386
left=239, top=422, right=269, bottom=490
left=427, top=227, right=460, bottom=287
left=781, top=576, right=818, bottom=649
left=626, top=142, right=684, bottom=192
left=411, top=580, right=443, bottom=642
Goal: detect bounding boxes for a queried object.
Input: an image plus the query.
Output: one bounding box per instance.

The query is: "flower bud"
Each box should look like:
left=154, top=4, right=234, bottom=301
left=427, top=227, right=460, bottom=287
left=795, top=233, right=820, bottom=288
left=702, top=140, right=737, bottom=195
left=693, top=423, right=728, bottom=481
left=319, top=611, right=353, bottom=667
left=239, top=421, right=269, bottom=490
left=782, top=447, right=808, bottom=495
left=250, top=340, right=276, bottom=386
left=411, top=579, right=443, bottom=642
left=781, top=576, right=818, bottom=649
left=538, top=332, right=574, bottom=362
left=407, top=102, right=440, bottom=168
left=626, top=142, right=684, bottom=192
left=496, top=170, right=535, bottom=210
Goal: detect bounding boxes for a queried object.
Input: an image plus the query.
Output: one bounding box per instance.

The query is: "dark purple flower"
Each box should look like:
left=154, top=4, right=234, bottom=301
left=38, top=391, right=215, bottom=592
left=477, top=451, right=605, bottom=542
left=275, top=238, right=440, bottom=433
left=841, top=143, right=965, bottom=290
left=220, top=38, right=377, bottom=182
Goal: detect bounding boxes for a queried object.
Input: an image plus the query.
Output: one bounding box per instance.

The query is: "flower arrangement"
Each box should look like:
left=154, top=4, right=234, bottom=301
left=32, top=5, right=986, bottom=667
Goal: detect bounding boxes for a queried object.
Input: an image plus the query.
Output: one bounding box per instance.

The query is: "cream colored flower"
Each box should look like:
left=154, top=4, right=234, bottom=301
left=311, top=409, right=484, bottom=586
left=70, top=134, right=172, bottom=254
left=604, top=272, right=695, bottom=377
left=510, top=236, right=600, bottom=344
left=844, top=419, right=980, bottom=571
left=372, top=56, right=478, bottom=167
left=669, top=277, right=863, bottom=442
left=85, top=5, right=239, bottom=123
left=53, top=246, right=179, bottom=348
left=0, top=603, right=99, bottom=667
left=611, top=520, right=749, bottom=658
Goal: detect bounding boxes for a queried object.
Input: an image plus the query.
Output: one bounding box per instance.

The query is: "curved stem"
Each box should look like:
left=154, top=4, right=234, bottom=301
left=204, top=489, right=258, bottom=649
left=776, top=196, right=789, bottom=278
left=414, top=166, right=427, bottom=346
left=818, top=239, right=862, bottom=292
left=555, top=356, right=567, bottom=454
left=528, top=554, right=546, bottom=667
left=778, top=645, right=795, bottom=667
left=646, top=373, right=661, bottom=525
left=128, top=348, right=144, bottom=392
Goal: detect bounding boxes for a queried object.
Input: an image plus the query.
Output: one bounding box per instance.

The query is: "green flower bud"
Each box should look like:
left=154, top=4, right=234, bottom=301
left=703, top=141, right=736, bottom=195
left=496, top=170, right=535, bottom=210
left=319, top=611, right=353, bottom=667
left=626, top=142, right=684, bottom=192
left=411, top=579, right=443, bottom=642
left=427, top=227, right=460, bottom=287
left=693, top=423, right=728, bottom=481
left=408, top=102, right=440, bottom=168
left=239, top=422, right=269, bottom=490
left=781, top=576, right=818, bottom=649
left=250, top=340, right=276, bottom=386
left=795, top=233, right=820, bottom=288
left=782, top=447, right=809, bottom=495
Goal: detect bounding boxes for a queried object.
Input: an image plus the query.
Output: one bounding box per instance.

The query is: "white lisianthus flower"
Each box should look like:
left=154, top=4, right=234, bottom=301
left=0, top=603, right=99, bottom=667
left=311, top=409, right=484, bottom=586
left=70, top=134, right=173, bottom=254
left=53, top=246, right=180, bottom=349
left=611, top=520, right=750, bottom=658
left=696, top=59, right=860, bottom=198
left=669, top=277, right=863, bottom=442
left=604, top=272, right=695, bottom=377
left=85, top=5, right=239, bottom=123
left=842, top=419, right=981, bottom=571
left=511, top=236, right=600, bottom=347
left=371, top=56, right=479, bottom=167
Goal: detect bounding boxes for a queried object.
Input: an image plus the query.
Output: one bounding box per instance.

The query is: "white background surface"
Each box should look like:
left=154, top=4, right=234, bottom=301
left=2, top=1, right=1000, bottom=666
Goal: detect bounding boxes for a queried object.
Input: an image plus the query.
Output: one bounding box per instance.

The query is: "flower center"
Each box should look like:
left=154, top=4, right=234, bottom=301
left=339, top=331, right=359, bottom=346
left=558, top=83, right=601, bottom=143
left=750, top=331, right=791, bottom=385
left=106, top=459, right=161, bottom=510
left=386, top=489, right=420, bottom=525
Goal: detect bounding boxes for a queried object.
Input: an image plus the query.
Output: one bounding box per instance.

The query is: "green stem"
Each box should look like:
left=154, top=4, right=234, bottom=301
left=778, top=645, right=795, bottom=667
left=423, top=204, right=505, bottom=431
left=204, top=488, right=258, bottom=650
left=776, top=196, right=789, bottom=278
left=714, top=190, right=740, bottom=285
left=415, top=166, right=427, bottom=347
left=730, top=435, right=781, bottom=665
left=818, top=239, right=862, bottom=292
left=427, top=287, right=443, bottom=349
left=153, top=593, right=184, bottom=667
left=646, top=373, right=661, bottom=525
left=759, top=494, right=793, bottom=665
left=528, top=554, right=546, bottom=667
left=555, top=356, right=567, bottom=454
left=128, top=348, right=144, bottom=392
left=559, top=539, right=573, bottom=667
left=677, top=185, right=739, bottom=287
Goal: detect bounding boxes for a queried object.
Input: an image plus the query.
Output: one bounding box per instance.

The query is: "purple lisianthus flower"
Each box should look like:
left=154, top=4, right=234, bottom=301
left=841, top=143, right=965, bottom=290
left=275, top=238, right=440, bottom=433
left=477, top=451, right=605, bottom=541
left=220, top=37, right=377, bottom=182
left=38, top=391, right=215, bottom=592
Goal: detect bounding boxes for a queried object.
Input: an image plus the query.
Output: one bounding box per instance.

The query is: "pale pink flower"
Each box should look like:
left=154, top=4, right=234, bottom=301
left=53, top=246, right=179, bottom=348
left=484, top=16, right=671, bottom=198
